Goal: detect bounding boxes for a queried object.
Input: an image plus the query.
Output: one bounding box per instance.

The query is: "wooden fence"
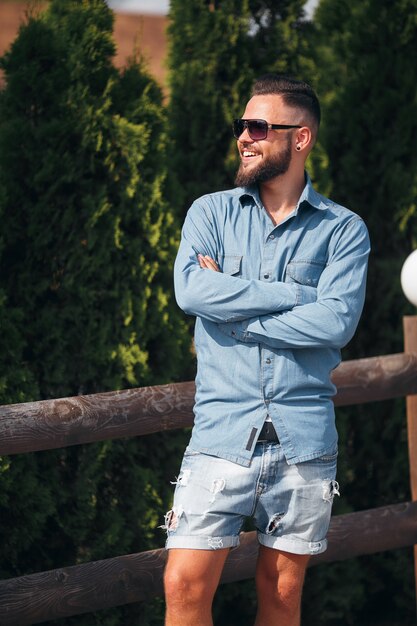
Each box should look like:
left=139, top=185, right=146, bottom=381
left=0, top=316, right=417, bottom=625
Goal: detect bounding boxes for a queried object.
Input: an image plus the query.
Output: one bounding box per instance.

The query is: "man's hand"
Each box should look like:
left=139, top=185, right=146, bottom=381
left=198, top=254, right=220, bottom=272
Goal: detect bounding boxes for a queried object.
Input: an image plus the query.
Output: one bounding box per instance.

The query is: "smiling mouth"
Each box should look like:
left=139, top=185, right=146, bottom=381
left=241, top=149, right=260, bottom=159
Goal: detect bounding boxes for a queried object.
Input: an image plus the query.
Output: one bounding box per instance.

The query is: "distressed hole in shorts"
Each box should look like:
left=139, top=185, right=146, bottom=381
left=322, top=479, right=340, bottom=503
left=209, top=478, right=226, bottom=503
left=159, top=505, right=183, bottom=533
left=170, top=469, right=191, bottom=487
left=266, top=512, right=285, bottom=535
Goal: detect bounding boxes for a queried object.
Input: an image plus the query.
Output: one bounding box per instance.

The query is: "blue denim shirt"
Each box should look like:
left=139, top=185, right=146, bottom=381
left=174, top=175, right=370, bottom=467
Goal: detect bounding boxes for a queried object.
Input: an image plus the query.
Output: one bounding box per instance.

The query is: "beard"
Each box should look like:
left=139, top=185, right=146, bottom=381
left=234, top=135, right=292, bottom=187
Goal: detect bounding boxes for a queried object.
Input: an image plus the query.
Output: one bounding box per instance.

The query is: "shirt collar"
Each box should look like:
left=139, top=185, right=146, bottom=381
left=238, top=172, right=329, bottom=212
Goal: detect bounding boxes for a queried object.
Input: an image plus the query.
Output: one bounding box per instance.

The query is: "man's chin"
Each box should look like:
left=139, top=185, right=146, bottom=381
left=235, top=161, right=290, bottom=187
left=235, top=165, right=258, bottom=187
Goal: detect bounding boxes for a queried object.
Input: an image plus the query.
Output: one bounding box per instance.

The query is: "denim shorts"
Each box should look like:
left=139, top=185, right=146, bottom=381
left=162, top=442, right=339, bottom=555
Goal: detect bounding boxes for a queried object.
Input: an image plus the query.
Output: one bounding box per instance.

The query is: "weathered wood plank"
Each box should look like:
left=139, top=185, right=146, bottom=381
left=333, top=351, right=417, bottom=407
left=0, top=381, right=196, bottom=455
left=1, top=352, right=417, bottom=456
left=1, top=501, right=417, bottom=625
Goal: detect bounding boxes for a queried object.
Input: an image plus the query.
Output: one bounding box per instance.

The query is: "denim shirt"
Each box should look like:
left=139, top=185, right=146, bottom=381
left=174, top=175, right=370, bottom=467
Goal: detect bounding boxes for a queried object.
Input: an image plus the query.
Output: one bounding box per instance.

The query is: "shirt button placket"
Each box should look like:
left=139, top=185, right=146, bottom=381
left=262, top=353, right=274, bottom=402
left=261, top=230, right=277, bottom=401
left=260, top=230, right=277, bottom=282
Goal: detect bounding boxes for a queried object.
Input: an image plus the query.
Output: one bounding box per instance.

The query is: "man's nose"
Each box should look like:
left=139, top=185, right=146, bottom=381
left=238, top=125, right=253, bottom=142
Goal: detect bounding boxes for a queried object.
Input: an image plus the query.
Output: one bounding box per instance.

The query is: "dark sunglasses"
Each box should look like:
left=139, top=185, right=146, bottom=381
left=233, top=118, right=302, bottom=141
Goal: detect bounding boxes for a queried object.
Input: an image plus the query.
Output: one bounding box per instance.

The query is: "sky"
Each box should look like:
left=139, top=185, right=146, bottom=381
left=108, top=0, right=319, bottom=18
left=107, top=0, right=169, bottom=14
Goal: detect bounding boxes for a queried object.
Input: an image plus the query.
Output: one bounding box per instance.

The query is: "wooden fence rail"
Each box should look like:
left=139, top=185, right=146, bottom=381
left=1, top=352, right=417, bottom=456
left=1, top=501, right=417, bottom=626
left=0, top=315, right=417, bottom=624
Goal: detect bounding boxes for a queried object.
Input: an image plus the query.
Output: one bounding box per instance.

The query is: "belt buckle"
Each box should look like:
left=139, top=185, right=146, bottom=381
left=257, top=422, right=279, bottom=443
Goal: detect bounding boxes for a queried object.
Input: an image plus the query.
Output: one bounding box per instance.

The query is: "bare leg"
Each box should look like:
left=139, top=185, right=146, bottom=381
left=254, top=546, right=310, bottom=626
left=164, top=548, right=229, bottom=626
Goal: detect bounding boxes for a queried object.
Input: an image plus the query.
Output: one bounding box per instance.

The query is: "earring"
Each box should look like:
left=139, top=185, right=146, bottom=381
left=296, top=145, right=301, bottom=151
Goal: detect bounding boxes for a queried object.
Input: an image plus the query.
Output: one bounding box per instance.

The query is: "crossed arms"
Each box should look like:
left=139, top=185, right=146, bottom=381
left=174, top=202, right=370, bottom=350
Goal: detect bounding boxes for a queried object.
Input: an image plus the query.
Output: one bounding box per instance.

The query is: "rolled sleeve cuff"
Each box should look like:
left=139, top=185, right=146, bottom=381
left=296, top=284, right=317, bottom=306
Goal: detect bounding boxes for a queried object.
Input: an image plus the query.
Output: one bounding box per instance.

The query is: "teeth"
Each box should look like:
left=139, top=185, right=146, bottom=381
left=243, top=150, right=257, bottom=157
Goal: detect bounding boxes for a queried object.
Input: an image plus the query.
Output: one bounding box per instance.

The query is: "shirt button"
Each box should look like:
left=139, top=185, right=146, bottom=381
left=263, top=274, right=270, bottom=279
left=265, top=358, right=271, bottom=364
left=269, top=234, right=275, bottom=240
left=231, top=330, right=236, bottom=336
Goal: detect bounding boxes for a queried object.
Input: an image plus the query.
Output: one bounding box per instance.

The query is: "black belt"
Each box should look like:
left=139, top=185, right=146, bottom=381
left=257, top=421, right=279, bottom=443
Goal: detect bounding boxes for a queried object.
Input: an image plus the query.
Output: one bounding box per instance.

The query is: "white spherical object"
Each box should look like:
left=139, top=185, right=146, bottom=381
left=401, top=249, right=417, bottom=306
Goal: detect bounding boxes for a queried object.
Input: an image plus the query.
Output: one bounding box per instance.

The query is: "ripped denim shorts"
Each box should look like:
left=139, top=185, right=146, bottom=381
left=162, top=442, right=339, bottom=555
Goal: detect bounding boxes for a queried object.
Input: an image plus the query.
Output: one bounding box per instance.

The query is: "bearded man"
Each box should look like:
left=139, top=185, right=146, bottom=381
left=163, top=74, right=370, bottom=626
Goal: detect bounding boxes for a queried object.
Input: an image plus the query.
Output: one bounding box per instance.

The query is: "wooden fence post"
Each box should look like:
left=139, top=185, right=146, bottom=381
left=403, top=315, right=417, bottom=615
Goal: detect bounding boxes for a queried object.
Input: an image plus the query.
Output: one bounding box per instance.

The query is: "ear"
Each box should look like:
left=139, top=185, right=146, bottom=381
left=294, top=126, right=313, bottom=152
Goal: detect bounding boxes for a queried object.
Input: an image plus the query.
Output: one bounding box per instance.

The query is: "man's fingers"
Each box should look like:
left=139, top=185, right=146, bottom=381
left=197, top=254, right=220, bottom=272
left=198, top=254, right=214, bottom=269
left=204, top=256, right=220, bottom=271
left=198, top=254, right=208, bottom=268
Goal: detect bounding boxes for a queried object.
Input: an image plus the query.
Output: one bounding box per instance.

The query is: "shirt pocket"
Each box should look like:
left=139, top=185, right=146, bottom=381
left=285, top=259, right=325, bottom=287
left=219, top=254, right=242, bottom=275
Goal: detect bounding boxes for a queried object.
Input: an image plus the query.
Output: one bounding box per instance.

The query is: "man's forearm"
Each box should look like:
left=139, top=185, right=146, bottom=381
left=217, top=300, right=358, bottom=350
left=174, top=258, right=317, bottom=323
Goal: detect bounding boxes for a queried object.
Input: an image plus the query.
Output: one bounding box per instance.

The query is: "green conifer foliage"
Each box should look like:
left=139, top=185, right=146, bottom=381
left=0, top=2, right=190, bottom=623
left=0, top=2, right=189, bottom=398
left=166, top=0, right=252, bottom=216
left=167, top=0, right=316, bottom=219
left=247, top=0, right=313, bottom=75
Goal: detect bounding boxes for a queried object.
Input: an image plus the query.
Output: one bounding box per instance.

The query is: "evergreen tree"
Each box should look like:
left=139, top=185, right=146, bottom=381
left=166, top=0, right=252, bottom=217
left=0, top=3, right=190, bottom=399
left=0, top=2, right=191, bottom=623
left=247, top=0, right=314, bottom=75
left=167, top=0, right=314, bottom=219
left=301, top=1, right=417, bottom=624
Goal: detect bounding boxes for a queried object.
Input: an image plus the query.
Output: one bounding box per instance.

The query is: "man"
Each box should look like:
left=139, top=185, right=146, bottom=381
left=163, top=74, right=370, bottom=626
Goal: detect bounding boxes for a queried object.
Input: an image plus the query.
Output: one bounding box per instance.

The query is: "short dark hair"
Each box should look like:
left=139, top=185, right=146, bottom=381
left=252, top=74, right=321, bottom=128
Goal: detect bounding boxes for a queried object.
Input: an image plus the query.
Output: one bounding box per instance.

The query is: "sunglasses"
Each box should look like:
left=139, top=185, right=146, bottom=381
left=233, top=118, right=302, bottom=141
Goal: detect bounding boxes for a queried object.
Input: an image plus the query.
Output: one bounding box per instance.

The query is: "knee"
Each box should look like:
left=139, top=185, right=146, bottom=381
left=164, top=565, right=188, bottom=602
left=277, top=571, right=304, bottom=604
left=256, top=563, right=305, bottom=605
left=164, top=564, right=207, bottom=607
